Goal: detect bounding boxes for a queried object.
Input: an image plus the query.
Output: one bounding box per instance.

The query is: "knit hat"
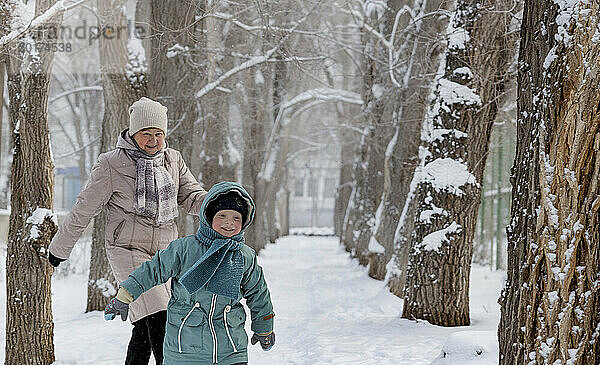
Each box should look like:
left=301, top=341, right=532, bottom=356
left=128, top=97, right=168, bottom=136
left=206, top=191, right=249, bottom=225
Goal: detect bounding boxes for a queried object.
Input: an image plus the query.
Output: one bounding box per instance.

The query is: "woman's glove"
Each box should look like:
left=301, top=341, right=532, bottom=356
left=48, top=252, right=65, bottom=267
left=104, top=298, right=129, bottom=321
left=251, top=331, right=275, bottom=351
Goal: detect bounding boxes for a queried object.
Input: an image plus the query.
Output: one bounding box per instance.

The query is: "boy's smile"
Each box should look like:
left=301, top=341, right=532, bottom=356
left=211, top=209, right=243, bottom=237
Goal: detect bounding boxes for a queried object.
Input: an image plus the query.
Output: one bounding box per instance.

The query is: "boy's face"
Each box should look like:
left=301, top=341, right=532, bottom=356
left=211, top=209, right=243, bottom=237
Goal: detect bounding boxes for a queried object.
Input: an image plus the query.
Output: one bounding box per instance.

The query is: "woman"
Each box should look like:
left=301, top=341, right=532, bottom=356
left=48, top=97, right=207, bottom=365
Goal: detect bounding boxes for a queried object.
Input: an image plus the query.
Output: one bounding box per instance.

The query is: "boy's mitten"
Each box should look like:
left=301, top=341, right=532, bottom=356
left=48, top=252, right=65, bottom=267
left=251, top=331, right=275, bottom=351
left=104, top=298, right=129, bottom=321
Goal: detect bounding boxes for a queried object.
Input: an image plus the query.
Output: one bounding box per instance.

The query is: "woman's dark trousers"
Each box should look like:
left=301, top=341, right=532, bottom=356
left=125, top=310, right=167, bottom=365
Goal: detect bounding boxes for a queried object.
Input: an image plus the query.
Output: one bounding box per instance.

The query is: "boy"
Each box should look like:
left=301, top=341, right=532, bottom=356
left=105, top=182, right=275, bottom=365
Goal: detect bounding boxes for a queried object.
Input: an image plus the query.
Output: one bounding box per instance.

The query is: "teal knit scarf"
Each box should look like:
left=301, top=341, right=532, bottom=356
left=179, top=222, right=244, bottom=299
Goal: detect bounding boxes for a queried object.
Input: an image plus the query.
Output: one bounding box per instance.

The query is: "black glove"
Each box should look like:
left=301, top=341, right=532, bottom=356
left=104, top=298, right=129, bottom=321
left=251, top=331, right=275, bottom=351
left=48, top=252, right=65, bottom=267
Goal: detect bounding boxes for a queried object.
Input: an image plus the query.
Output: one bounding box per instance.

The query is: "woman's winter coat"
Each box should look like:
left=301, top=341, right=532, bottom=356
left=120, top=182, right=274, bottom=365
left=49, top=130, right=207, bottom=322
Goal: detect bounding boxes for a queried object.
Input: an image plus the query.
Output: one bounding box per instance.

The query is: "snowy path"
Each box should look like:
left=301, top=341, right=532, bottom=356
left=0, top=235, right=505, bottom=364
left=250, top=236, right=449, bottom=364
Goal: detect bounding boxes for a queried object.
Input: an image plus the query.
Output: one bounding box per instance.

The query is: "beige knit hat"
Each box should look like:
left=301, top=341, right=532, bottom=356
left=128, top=97, right=168, bottom=136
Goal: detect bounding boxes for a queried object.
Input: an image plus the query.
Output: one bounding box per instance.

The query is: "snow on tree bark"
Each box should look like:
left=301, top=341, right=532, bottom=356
left=499, top=0, right=600, bottom=363
left=402, top=0, right=515, bottom=326
left=4, top=0, right=62, bottom=362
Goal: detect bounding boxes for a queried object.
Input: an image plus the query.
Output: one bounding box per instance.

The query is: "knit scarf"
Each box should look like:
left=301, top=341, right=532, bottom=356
left=179, top=224, right=244, bottom=299
left=126, top=149, right=178, bottom=225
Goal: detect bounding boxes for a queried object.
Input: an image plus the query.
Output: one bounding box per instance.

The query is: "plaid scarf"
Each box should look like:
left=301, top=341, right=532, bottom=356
left=126, top=149, right=178, bottom=224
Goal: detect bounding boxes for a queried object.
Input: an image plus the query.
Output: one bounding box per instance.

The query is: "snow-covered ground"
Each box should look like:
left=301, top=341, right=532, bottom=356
left=0, top=235, right=505, bottom=364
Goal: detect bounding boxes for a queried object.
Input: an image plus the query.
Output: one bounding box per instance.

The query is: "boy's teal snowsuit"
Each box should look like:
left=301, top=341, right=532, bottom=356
left=120, top=182, right=274, bottom=365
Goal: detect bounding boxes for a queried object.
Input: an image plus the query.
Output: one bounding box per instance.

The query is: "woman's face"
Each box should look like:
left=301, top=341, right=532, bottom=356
left=211, top=209, right=243, bottom=237
left=133, top=128, right=165, bottom=155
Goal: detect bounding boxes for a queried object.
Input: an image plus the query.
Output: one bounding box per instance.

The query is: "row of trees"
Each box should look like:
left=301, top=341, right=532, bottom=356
left=334, top=0, right=600, bottom=363
left=0, top=0, right=362, bottom=363
left=337, top=0, right=516, bottom=326
left=2, top=0, right=599, bottom=363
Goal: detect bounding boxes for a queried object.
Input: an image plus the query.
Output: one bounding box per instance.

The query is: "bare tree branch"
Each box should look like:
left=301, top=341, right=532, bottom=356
left=49, top=86, right=103, bottom=104
left=0, top=0, right=90, bottom=47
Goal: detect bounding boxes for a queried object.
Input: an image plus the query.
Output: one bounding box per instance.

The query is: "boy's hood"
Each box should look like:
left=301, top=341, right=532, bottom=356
left=199, top=182, right=255, bottom=233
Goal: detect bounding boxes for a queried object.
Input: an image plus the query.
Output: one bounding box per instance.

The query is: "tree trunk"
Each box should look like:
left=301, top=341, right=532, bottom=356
left=343, top=61, right=391, bottom=264
left=147, top=0, right=202, bottom=236
left=387, top=190, right=418, bottom=296
left=477, top=186, right=486, bottom=263
left=264, top=55, right=288, bottom=244
left=345, top=2, right=423, bottom=265
left=277, top=176, right=290, bottom=236
left=87, top=0, right=145, bottom=312
left=0, top=6, right=9, bottom=209
left=264, top=132, right=290, bottom=243
left=341, top=127, right=370, bottom=254
left=69, top=94, right=88, bottom=185
left=402, top=0, right=515, bottom=326
left=4, top=0, right=62, bottom=362
left=369, top=0, right=449, bottom=280
left=200, top=93, right=238, bottom=187
left=86, top=99, right=121, bottom=312
left=331, top=24, right=361, bottom=240
left=334, top=129, right=355, bottom=237
left=495, top=128, right=504, bottom=270
left=0, top=58, right=4, bottom=209
left=499, top=0, right=600, bottom=363
left=348, top=125, right=389, bottom=265
left=199, top=3, right=238, bottom=187
left=239, top=58, right=272, bottom=252
left=200, top=89, right=238, bottom=187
